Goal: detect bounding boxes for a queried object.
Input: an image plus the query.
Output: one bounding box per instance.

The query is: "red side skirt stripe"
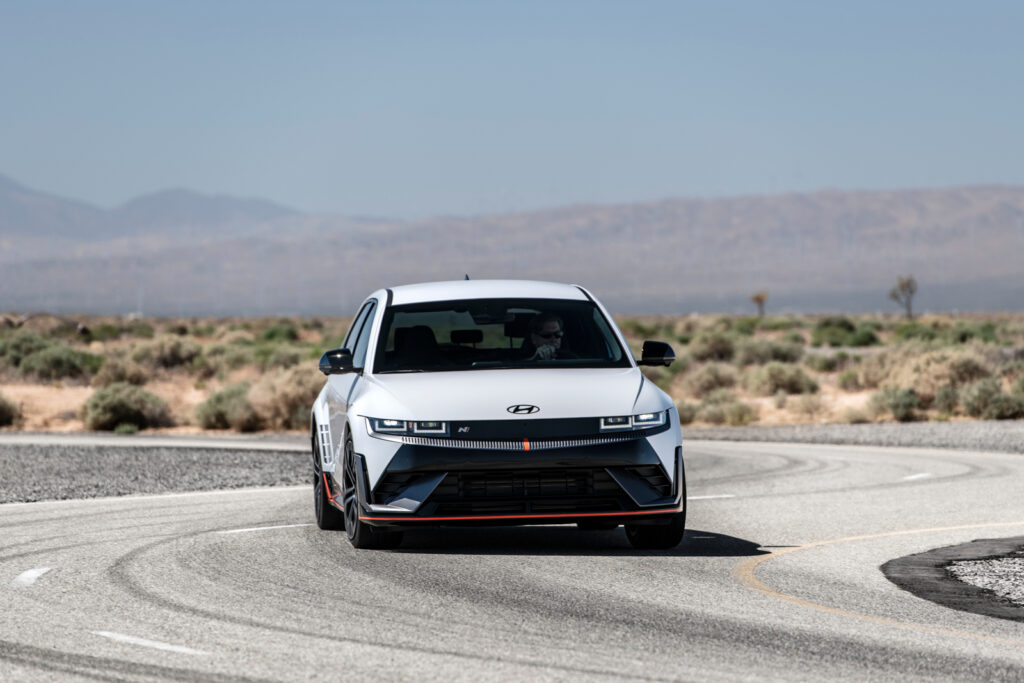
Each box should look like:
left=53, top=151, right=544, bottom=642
left=359, top=505, right=682, bottom=523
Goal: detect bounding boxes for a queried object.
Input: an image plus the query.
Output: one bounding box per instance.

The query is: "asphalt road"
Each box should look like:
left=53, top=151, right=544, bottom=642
left=2, top=440, right=1024, bottom=681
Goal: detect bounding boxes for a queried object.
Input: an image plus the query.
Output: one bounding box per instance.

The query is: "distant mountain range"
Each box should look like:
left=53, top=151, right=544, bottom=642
left=2, top=173, right=1023, bottom=315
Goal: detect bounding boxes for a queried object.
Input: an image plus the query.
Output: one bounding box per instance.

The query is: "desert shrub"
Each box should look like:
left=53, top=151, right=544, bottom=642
left=783, top=332, right=806, bottom=345
left=869, top=387, right=919, bottom=422
left=961, top=378, right=1002, bottom=418
left=838, top=370, right=861, bottom=391
left=960, top=378, right=1024, bottom=419
left=261, top=323, right=299, bottom=343
left=689, top=332, right=735, bottom=362
left=744, top=362, right=818, bottom=396
left=684, top=363, right=737, bottom=396
left=979, top=393, right=1024, bottom=420
left=124, top=320, right=155, bottom=339
left=19, top=345, right=104, bottom=380
left=862, top=345, right=992, bottom=405
left=1014, top=375, right=1024, bottom=397
left=792, top=394, right=823, bottom=417
left=947, top=354, right=991, bottom=386
left=695, top=403, right=726, bottom=425
left=0, top=330, right=52, bottom=368
left=196, top=383, right=263, bottom=431
left=892, top=322, right=938, bottom=342
left=0, top=392, right=19, bottom=426
left=82, top=382, right=172, bottom=431
left=250, top=365, right=323, bottom=430
left=133, top=335, right=202, bottom=368
left=114, top=423, right=139, bottom=435
left=758, top=317, right=805, bottom=331
left=846, top=327, right=881, bottom=347
left=265, top=346, right=303, bottom=370
left=812, top=316, right=855, bottom=347
left=805, top=352, right=850, bottom=373
left=205, top=344, right=253, bottom=372
left=934, top=385, right=959, bottom=414
left=944, top=322, right=998, bottom=345
left=88, top=324, right=122, bottom=342
left=773, top=389, right=787, bottom=409
left=723, top=401, right=757, bottom=426
left=701, top=388, right=738, bottom=405
left=218, top=329, right=255, bottom=345
left=676, top=402, right=698, bottom=425
left=732, top=317, right=760, bottom=336
left=736, top=339, right=803, bottom=366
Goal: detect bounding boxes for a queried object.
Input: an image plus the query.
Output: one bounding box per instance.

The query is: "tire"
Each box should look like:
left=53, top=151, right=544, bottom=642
left=343, top=434, right=403, bottom=550
left=312, top=430, right=345, bottom=531
left=577, top=520, right=619, bottom=531
left=624, top=511, right=685, bottom=549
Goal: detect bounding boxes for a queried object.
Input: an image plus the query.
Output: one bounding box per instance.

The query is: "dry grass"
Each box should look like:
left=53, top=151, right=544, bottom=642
left=1, top=311, right=1022, bottom=432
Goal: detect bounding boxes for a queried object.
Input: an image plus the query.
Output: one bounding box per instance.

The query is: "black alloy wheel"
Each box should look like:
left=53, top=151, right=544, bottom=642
left=343, top=434, right=403, bottom=549
left=624, top=511, right=686, bottom=549
left=312, top=430, right=345, bottom=530
left=624, top=468, right=686, bottom=549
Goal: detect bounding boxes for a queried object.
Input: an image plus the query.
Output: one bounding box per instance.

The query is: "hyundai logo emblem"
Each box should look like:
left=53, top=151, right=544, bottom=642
left=507, top=404, right=540, bottom=415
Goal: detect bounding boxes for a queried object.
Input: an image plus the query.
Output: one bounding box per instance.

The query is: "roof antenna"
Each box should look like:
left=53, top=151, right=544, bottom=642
left=464, top=274, right=470, bottom=280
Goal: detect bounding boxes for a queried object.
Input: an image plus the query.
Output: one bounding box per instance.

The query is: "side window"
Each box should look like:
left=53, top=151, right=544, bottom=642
left=343, top=302, right=374, bottom=350
left=351, top=302, right=377, bottom=370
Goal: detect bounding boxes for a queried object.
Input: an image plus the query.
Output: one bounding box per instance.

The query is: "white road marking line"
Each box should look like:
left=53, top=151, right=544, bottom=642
left=217, top=523, right=315, bottom=534
left=687, top=494, right=736, bottom=500
left=10, top=567, right=53, bottom=587
left=91, top=631, right=209, bottom=656
left=902, top=473, right=932, bottom=481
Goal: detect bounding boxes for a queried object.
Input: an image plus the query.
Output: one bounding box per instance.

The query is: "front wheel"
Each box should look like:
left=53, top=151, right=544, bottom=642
left=313, top=432, right=345, bottom=531
left=624, top=512, right=685, bottom=549
left=343, top=435, right=403, bottom=550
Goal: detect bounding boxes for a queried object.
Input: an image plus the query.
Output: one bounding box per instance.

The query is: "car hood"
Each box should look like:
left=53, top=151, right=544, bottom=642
left=358, top=367, right=647, bottom=420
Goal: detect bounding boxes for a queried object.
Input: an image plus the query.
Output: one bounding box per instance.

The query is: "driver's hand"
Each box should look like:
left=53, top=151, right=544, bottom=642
left=532, top=344, right=556, bottom=360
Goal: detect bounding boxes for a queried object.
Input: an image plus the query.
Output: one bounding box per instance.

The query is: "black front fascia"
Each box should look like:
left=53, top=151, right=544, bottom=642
left=383, top=436, right=663, bottom=475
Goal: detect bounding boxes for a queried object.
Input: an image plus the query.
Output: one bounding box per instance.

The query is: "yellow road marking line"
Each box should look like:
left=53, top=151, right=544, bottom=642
left=732, top=520, right=1024, bottom=645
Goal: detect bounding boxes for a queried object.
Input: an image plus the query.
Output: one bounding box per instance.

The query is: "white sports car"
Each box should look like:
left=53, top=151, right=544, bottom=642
left=310, top=280, right=685, bottom=549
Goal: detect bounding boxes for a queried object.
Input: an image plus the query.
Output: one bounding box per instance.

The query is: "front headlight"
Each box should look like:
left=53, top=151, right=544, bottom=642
left=367, top=417, right=449, bottom=437
left=599, top=410, right=667, bottom=432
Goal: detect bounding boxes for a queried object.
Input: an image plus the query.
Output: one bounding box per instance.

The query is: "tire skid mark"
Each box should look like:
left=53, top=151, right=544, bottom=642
left=104, top=531, right=677, bottom=682
left=0, top=638, right=272, bottom=682
left=99, top=527, right=1024, bottom=680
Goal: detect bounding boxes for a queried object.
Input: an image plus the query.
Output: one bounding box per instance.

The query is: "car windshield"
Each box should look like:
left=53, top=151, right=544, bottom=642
left=373, top=298, right=631, bottom=373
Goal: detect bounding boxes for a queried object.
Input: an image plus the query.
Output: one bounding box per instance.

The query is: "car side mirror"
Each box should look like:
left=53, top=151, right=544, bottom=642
left=638, top=340, right=675, bottom=367
left=319, top=348, right=354, bottom=375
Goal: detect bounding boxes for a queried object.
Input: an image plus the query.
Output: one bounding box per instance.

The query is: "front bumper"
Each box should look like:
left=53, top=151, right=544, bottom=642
left=349, top=441, right=684, bottom=527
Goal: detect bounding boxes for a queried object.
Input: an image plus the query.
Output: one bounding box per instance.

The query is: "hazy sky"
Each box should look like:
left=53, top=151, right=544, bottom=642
left=2, top=1, right=1022, bottom=218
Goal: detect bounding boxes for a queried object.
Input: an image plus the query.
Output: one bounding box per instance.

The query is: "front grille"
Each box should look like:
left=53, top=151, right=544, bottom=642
left=416, top=467, right=629, bottom=516
left=395, top=432, right=642, bottom=451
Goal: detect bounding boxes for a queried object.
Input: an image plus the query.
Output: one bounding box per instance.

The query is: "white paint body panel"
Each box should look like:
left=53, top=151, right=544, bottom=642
left=311, top=280, right=682, bottom=490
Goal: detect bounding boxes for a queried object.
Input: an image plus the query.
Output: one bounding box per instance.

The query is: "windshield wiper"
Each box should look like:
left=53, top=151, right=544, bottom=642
left=379, top=369, right=427, bottom=373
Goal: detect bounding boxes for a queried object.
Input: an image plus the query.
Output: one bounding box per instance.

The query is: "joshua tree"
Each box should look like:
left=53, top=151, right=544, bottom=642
left=750, top=291, right=768, bottom=318
left=889, top=276, right=917, bottom=320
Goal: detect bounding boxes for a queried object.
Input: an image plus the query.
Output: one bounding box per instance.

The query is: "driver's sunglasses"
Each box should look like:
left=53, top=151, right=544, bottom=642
left=536, top=331, right=564, bottom=340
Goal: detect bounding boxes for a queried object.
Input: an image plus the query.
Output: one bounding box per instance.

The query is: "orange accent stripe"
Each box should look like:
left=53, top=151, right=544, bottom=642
left=523, top=438, right=530, bottom=452
left=359, top=505, right=682, bottom=523
left=323, top=472, right=343, bottom=511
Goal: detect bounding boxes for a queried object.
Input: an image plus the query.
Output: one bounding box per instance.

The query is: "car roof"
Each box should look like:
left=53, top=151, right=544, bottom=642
left=388, top=280, right=589, bottom=306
